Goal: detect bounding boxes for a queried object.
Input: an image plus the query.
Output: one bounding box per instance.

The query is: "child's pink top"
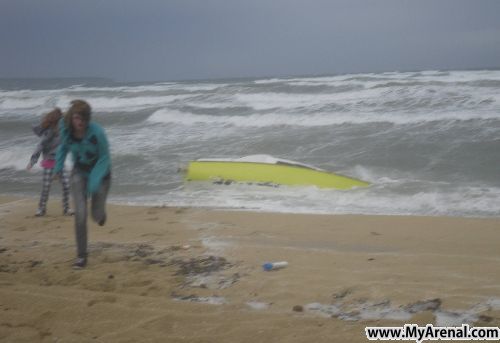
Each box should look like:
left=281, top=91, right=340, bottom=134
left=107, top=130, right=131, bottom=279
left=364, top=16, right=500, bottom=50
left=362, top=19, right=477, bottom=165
left=41, top=159, right=56, bottom=169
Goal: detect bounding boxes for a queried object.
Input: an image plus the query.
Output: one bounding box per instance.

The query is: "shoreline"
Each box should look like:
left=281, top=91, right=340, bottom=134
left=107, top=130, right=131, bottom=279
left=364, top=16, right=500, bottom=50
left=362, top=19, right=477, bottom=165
left=1, top=196, right=499, bottom=342
left=4, top=193, right=500, bottom=220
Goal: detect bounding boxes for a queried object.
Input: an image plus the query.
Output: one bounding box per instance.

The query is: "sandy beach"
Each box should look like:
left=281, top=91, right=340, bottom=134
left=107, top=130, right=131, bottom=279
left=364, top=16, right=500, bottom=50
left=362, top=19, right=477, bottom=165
left=1, top=195, right=499, bottom=342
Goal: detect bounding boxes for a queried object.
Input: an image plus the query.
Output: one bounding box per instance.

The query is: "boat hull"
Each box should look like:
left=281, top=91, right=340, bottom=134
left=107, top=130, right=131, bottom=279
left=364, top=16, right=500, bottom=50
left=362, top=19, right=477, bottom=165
left=186, top=161, right=369, bottom=189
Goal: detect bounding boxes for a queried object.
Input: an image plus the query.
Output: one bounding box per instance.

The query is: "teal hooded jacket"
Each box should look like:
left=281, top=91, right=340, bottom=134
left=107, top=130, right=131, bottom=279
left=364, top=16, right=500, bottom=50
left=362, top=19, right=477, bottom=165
left=54, top=119, right=111, bottom=194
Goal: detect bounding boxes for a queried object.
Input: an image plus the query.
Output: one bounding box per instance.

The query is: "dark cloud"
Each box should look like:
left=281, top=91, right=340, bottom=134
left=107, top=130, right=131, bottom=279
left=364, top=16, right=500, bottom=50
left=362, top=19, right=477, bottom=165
left=1, top=0, right=499, bottom=81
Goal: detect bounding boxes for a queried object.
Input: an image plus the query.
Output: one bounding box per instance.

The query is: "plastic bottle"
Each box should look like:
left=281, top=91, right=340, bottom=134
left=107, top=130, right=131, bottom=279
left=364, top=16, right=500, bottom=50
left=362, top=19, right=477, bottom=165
left=262, top=261, right=288, bottom=271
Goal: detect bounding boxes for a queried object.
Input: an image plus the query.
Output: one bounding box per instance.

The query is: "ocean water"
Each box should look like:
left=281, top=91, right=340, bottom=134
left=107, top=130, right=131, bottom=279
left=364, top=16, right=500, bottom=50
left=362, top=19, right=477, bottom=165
left=1, top=70, right=500, bottom=217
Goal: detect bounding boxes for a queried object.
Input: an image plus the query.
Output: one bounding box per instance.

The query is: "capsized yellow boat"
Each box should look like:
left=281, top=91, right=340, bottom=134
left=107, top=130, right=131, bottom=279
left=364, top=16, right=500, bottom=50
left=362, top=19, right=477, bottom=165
left=185, top=155, right=370, bottom=189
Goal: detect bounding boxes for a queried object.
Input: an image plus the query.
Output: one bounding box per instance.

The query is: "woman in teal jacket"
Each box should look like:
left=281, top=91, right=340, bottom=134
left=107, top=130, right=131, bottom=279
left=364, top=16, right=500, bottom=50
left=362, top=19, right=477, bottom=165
left=54, top=99, right=111, bottom=269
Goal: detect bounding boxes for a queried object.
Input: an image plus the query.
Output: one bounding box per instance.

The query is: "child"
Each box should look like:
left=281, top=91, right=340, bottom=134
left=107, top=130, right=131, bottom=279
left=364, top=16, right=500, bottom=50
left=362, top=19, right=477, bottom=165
left=27, top=108, right=71, bottom=216
left=54, top=100, right=111, bottom=269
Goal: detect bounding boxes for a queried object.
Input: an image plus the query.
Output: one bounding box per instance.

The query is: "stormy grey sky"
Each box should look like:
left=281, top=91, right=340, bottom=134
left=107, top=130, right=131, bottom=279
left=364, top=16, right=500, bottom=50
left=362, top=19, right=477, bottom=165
left=1, top=0, right=500, bottom=82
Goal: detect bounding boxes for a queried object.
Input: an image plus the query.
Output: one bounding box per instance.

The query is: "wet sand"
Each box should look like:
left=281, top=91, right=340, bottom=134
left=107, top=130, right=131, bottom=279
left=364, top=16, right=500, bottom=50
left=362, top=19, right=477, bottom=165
left=1, top=195, right=499, bottom=342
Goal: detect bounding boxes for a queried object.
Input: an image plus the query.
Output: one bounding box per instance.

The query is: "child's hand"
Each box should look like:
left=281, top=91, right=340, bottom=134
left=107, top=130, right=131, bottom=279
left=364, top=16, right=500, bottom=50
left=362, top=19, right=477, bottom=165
left=26, top=163, right=33, bottom=171
left=52, top=172, right=60, bottom=181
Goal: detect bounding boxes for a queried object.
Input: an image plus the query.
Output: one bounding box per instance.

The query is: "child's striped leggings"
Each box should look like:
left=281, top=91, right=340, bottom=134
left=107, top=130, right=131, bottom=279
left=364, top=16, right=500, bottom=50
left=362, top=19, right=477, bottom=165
left=38, top=168, right=70, bottom=214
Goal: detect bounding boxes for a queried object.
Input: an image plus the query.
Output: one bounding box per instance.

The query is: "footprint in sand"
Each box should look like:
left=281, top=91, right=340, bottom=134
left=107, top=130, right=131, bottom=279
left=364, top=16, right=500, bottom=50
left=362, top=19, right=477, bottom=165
left=122, top=280, right=154, bottom=288
left=87, top=295, right=117, bottom=307
left=140, top=233, right=165, bottom=238
left=101, top=254, right=128, bottom=263
left=38, top=310, right=56, bottom=319
left=140, top=285, right=163, bottom=296
left=85, top=280, right=117, bottom=292
left=28, top=260, right=43, bottom=268
left=60, top=273, right=82, bottom=286
left=109, top=227, right=123, bottom=234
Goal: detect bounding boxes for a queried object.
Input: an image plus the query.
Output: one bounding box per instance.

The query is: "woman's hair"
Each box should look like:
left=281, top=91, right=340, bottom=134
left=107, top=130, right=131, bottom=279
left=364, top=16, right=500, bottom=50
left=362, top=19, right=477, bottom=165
left=41, top=108, right=63, bottom=130
left=65, top=99, right=92, bottom=131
